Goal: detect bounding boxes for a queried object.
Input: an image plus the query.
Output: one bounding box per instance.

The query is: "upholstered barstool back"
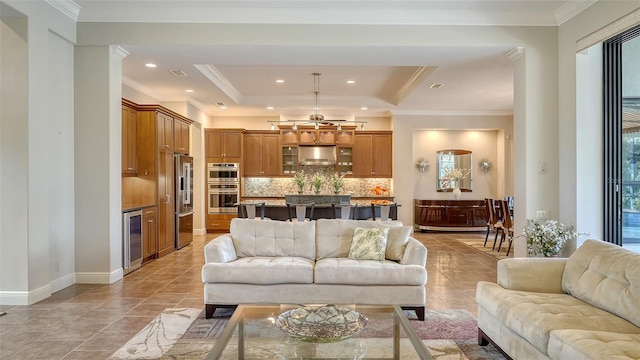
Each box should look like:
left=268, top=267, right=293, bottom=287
left=370, top=203, right=397, bottom=222
left=331, top=204, right=356, bottom=220
left=239, top=202, right=267, bottom=220
left=286, top=203, right=315, bottom=222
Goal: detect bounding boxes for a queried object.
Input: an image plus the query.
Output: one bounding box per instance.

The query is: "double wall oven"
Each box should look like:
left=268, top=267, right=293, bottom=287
left=208, top=163, right=239, bottom=213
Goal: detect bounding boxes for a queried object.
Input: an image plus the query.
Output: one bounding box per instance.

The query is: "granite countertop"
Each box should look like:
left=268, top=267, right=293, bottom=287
left=240, top=197, right=396, bottom=207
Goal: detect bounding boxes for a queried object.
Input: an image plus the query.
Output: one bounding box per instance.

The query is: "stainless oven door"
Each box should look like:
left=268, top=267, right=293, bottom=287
left=208, top=185, right=239, bottom=214
left=207, top=163, right=239, bottom=182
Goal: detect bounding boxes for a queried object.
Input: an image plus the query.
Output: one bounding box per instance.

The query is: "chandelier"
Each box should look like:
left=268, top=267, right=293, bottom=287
left=268, top=72, right=367, bottom=131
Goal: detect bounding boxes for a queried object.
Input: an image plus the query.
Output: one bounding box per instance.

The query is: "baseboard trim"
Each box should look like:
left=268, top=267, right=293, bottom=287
left=50, top=273, right=76, bottom=293
left=194, top=228, right=207, bottom=236
left=75, top=268, right=123, bottom=284
left=0, top=283, right=51, bottom=305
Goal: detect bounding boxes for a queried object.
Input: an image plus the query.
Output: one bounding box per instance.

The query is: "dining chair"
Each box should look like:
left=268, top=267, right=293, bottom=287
left=370, top=203, right=397, bottom=222
left=497, top=199, right=514, bottom=255
left=286, top=203, right=315, bottom=222
left=332, top=203, right=356, bottom=220
left=238, top=202, right=268, bottom=220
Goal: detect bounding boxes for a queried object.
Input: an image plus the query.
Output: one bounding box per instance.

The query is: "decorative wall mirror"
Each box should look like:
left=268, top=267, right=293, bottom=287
left=437, top=149, right=473, bottom=192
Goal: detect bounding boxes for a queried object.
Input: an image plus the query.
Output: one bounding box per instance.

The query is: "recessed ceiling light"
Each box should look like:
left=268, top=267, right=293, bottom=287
left=266, top=106, right=274, bottom=110
left=275, top=79, right=285, bottom=83
left=145, top=63, right=157, bottom=68
left=361, top=106, right=368, bottom=110
left=185, top=89, right=194, bottom=93
left=429, top=83, right=444, bottom=89
left=347, top=80, right=356, bottom=84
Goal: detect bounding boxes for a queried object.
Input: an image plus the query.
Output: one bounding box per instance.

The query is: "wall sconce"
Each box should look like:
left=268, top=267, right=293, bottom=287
left=416, top=159, right=430, bottom=172
left=479, top=159, right=492, bottom=174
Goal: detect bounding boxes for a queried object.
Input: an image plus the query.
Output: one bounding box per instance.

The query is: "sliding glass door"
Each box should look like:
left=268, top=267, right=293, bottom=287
left=604, top=27, right=640, bottom=252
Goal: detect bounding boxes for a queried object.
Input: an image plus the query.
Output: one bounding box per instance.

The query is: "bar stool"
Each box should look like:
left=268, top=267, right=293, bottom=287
left=332, top=203, right=356, bottom=220
left=238, top=202, right=268, bottom=220
left=370, top=203, right=397, bottom=222
left=286, top=203, right=315, bottom=222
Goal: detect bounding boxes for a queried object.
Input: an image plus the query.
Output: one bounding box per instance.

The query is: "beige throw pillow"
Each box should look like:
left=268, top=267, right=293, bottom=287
left=385, top=226, right=413, bottom=261
left=348, top=227, right=389, bottom=261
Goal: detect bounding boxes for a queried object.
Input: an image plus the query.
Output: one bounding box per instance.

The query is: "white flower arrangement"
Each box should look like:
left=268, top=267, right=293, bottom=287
left=441, top=167, right=471, bottom=187
left=329, top=172, right=345, bottom=194
left=522, top=219, right=579, bottom=257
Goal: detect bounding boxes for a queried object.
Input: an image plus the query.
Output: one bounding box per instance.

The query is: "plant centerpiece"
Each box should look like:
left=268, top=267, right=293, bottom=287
left=311, top=173, right=325, bottom=195
left=441, top=167, right=471, bottom=200
left=293, top=171, right=307, bottom=194
left=522, top=219, right=578, bottom=257
left=330, top=172, right=346, bottom=194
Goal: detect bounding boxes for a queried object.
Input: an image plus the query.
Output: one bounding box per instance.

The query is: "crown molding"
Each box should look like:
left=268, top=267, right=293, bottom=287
left=111, top=46, right=129, bottom=59
left=45, top=0, right=80, bottom=21
left=193, top=64, right=242, bottom=104
left=390, top=109, right=513, bottom=117
left=555, top=0, right=598, bottom=25
left=505, top=47, right=525, bottom=62
left=394, top=66, right=437, bottom=105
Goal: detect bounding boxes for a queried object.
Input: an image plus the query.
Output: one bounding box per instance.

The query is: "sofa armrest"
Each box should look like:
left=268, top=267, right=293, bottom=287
left=203, top=234, right=238, bottom=264
left=497, top=258, right=567, bottom=293
left=400, top=237, right=427, bottom=266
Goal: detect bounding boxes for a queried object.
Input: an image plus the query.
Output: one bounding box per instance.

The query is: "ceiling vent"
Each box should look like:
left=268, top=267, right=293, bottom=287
left=216, top=102, right=227, bottom=109
left=169, top=69, right=188, bottom=76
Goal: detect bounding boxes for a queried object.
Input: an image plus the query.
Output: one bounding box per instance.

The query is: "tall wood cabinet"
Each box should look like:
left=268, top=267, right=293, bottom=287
left=132, top=102, right=193, bottom=258
left=243, top=131, right=280, bottom=176
left=352, top=131, right=392, bottom=177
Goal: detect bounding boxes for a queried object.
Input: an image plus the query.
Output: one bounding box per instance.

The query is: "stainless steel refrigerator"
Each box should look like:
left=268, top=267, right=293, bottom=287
left=175, top=154, right=194, bottom=249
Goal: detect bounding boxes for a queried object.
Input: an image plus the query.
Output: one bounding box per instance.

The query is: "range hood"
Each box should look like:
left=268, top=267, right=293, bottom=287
left=299, top=146, right=336, bottom=166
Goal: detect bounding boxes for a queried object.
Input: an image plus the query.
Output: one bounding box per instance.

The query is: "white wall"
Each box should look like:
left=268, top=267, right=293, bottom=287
left=412, top=130, right=504, bottom=201
left=0, top=0, right=76, bottom=304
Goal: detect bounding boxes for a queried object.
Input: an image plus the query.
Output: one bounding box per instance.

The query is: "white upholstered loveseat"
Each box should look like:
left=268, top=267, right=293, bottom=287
left=202, top=218, right=428, bottom=320
left=476, top=239, right=640, bottom=359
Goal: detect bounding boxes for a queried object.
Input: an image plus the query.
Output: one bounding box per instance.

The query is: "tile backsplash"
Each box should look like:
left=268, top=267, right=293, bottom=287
left=242, top=177, right=392, bottom=197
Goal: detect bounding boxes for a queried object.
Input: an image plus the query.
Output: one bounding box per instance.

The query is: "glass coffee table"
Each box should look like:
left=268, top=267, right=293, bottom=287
left=206, top=304, right=433, bottom=360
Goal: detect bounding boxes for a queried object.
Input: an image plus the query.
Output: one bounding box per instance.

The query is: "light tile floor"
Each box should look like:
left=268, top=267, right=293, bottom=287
left=0, top=230, right=497, bottom=359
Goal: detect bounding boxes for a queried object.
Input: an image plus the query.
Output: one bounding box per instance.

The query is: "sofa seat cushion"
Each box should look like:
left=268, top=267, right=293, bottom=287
left=548, top=330, right=640, bottom=360
left=202, top=256, right=314, bottom=284
left=476, top=282, right=640, bottom=355
left=314, top=258, right=427, bottom=286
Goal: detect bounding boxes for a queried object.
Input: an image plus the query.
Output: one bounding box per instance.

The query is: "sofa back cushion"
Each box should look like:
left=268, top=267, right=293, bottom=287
left=230, top=218, right=316, bottom=260
left=315, top=219, right=402, bottom=260
left=562, top=239, right=640, bottom=327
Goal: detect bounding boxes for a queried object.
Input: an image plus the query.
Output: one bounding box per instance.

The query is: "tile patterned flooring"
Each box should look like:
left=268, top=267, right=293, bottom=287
left=0, top=230, right=497, bottom=359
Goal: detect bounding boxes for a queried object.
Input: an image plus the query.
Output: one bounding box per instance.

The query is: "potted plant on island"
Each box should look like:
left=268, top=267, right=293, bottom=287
left=330, top=172, right=345, bottom=194
left=522, top=219, right=578, bottom=257
left=293, top=171, right=307, bottom=194
left=311, top=173, right=325, bottom=195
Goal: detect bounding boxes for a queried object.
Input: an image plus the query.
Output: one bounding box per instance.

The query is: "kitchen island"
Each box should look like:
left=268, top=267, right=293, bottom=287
left=238, top=197, right=398, bottom=221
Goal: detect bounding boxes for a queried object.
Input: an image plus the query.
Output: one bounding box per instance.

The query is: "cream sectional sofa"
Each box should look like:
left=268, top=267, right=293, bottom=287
left=476, top=239, right=640, bottom=359
left=202, top=218, right=428, bottom=320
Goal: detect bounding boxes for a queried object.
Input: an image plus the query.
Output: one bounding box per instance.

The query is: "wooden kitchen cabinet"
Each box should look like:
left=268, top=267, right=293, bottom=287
left=298, top=128, right=336, bottom=145
left=280, top=129, right=298, bottom=145
left=243, top=131, right=280, bottom=176
left=205, top=129, right=243, bottom=163
left=174, top=119, right=190, bottom=154
left=142, top=206, right=158, bottom=261
left=122, top=103, right=138, bottom=175
left=157, top=111, right=174, bottom=151
left=130, top=101, right=192, bottom=259
left=352, top=131, right=392, bottom=177
left=206, top=213, right=236, bottom=232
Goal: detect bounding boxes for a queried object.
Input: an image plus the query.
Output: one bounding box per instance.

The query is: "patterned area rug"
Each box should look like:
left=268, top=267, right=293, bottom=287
left=110, top=307, right=505, bottom=359
left=455, top=238, right=513, bottom=260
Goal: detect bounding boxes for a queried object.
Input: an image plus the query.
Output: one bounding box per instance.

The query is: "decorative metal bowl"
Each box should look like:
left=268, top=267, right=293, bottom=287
left=274, top=305, right=368, bottom=343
